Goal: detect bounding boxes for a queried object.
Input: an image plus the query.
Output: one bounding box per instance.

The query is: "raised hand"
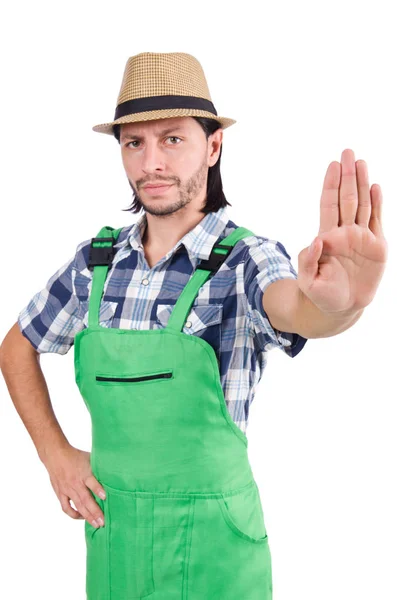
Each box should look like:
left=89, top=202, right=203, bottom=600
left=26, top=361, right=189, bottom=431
left=297, top=149, right=388, bottom=315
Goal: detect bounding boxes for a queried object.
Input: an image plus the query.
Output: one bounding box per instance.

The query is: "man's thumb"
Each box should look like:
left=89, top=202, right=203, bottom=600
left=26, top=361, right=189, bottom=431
left=304, top=237, right=321, bottom=274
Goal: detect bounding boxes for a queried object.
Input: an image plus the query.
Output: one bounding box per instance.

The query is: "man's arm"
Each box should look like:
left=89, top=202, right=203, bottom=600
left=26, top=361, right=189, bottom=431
left=262, top=279, right=364, bottom=339
left=0, top=323, right=70, bottom=462
left=0, top=322, right=107, bottom=528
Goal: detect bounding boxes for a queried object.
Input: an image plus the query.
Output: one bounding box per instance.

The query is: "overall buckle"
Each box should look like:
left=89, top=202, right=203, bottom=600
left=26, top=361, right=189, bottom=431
left=88, top=237, right=115, bottom=270
left=196, top=243, right=234, bottom=272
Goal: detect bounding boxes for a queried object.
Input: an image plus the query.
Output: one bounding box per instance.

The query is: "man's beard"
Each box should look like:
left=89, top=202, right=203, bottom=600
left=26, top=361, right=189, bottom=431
left=127, top=156, right=208, bottom=217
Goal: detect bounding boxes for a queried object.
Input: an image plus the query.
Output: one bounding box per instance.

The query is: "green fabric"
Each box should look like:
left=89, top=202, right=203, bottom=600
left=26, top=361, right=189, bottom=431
left=74, top=224, right=273, bottom=599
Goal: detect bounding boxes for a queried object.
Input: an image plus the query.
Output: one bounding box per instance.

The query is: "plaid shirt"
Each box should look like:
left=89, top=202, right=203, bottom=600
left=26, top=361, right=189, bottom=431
left=18, top=206, right=308, bottom=433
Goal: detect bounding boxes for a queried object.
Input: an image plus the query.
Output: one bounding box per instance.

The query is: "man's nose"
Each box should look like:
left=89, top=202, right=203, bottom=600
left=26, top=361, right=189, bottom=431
left=140, top=141, right=166, bottom=173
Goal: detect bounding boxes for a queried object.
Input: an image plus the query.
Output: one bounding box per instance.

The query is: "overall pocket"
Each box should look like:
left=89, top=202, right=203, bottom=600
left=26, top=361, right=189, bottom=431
left=95, top=369, right=173, bottom=384
left=217, top=480, right=269, bottom=544
left=85, top=494, right=109, bottom=600
left=107, top=489, right=155, bottom=598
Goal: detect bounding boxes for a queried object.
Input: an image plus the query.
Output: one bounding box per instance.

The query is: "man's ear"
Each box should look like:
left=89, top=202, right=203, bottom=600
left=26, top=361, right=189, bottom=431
left=208, top=129, right=223, bottom=167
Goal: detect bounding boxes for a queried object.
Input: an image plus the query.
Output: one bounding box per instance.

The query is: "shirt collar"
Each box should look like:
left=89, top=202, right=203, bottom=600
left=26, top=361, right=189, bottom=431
left=119, top=205, right=231, bottom=266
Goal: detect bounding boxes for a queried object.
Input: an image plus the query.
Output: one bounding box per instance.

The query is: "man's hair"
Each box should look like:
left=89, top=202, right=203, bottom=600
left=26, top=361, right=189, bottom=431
left=112, top=116, right=232, bottom=215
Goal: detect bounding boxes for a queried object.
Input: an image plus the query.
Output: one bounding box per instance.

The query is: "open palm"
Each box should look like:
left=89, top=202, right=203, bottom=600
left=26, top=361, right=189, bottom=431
left=297, top=149, right=388, bottom=314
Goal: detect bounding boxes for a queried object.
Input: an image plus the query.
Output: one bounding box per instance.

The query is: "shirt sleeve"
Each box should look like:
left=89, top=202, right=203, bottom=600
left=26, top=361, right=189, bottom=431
left=17, top=245, right=87, bottom=355
left=243, top=236, right=308, bottom=358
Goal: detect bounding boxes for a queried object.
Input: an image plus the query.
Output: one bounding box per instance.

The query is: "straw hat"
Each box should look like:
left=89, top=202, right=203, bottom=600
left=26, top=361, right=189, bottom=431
left=92, top=52, right=236, bottom=136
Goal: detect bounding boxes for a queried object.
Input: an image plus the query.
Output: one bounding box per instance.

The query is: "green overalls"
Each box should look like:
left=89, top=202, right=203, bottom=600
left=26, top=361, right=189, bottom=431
left=74, top=224, right=273, bottom=599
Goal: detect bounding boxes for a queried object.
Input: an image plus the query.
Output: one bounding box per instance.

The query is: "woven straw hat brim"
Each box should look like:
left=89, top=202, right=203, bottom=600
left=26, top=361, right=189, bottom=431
left=93, top=108, right=236, bottom=136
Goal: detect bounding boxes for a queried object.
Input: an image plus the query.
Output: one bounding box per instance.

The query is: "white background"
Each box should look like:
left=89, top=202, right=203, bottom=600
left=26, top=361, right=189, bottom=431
left=1, top=1, right=396, bottom=599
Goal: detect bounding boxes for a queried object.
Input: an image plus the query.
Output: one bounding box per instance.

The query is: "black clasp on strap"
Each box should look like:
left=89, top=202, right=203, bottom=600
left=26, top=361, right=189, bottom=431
left=196, top=243, right=234, bottom=272
left=88, top=237, right=115, bottom=270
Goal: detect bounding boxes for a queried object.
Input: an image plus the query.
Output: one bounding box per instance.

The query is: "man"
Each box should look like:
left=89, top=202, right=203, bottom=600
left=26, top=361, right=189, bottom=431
left=0, top=52, right=388, bottom=599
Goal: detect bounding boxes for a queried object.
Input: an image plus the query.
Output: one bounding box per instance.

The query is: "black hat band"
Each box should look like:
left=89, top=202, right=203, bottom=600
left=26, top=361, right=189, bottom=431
left=114, top=95, right=218, bottom=120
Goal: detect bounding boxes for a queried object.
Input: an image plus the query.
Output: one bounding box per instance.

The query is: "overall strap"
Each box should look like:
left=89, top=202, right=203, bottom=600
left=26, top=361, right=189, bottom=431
left=87, top=225, right=123, bottom=328
left=166, top=226, right=255, bottom=334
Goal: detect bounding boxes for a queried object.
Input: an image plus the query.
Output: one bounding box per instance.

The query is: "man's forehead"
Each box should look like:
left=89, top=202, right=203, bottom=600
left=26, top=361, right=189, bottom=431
left=120, top=117, right=193, bottom=137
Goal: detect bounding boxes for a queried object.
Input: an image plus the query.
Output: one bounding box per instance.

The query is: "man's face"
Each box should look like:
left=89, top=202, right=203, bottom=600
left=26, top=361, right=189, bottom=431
left=119, top=116, right=222, bottom=217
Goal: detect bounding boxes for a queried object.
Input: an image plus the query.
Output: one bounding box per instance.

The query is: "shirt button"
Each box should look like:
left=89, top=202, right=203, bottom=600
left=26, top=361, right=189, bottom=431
left=141, top=278, right=149, bottom=285
left=185, top=320, right=192, bottom=328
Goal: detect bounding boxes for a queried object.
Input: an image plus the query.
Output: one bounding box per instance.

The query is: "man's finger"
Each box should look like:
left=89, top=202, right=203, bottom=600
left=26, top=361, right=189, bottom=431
left=355, top=159, right=372, bottom=228
left=85, top=474, right=107, bottom=501
left=368, top=183, right=385, bottom=238
left=339, top=148, right=358, bottom=226
left=78, top=486, right=105, bottom=527
left=69, top=486, right=105, bottom=527
left=318, top=161, right=340, bottom=234
left=59, top=493, right=83, bottom=520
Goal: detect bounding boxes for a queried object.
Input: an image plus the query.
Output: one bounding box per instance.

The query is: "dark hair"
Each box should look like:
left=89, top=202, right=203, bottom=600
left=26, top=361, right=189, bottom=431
left=113, top=116, right=232, bottom=215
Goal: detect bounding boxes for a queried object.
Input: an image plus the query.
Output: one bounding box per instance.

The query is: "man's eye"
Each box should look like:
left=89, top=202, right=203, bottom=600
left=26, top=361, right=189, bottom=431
left=125, top=136, right=181, bottom=148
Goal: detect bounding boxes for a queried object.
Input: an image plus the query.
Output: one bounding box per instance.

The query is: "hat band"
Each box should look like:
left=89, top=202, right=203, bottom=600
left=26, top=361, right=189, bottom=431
left=114, top=95, right=218, bottom=121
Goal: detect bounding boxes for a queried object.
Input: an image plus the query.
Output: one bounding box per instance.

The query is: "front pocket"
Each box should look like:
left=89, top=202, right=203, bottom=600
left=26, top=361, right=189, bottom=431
left=107, top=490, right=155, bottom=598
left=85, top=494, right=109, bottom=599
left=156, top=303, right=223, bottom=363
left=80, top=299, right=119, bottom=329
left=217, top=481, right=269, bottom=544
left=95, top=370, right=173, bottom=384
left=156, top=303, right=223, bottom=334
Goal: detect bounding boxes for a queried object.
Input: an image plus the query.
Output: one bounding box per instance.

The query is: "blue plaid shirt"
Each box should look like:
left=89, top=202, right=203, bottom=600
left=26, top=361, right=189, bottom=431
left=18, top=206, right=308, bottom=433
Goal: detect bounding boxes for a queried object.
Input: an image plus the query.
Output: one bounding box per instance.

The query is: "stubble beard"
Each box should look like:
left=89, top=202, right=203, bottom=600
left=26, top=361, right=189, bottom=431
left=128, top=155, right=208, bottom=217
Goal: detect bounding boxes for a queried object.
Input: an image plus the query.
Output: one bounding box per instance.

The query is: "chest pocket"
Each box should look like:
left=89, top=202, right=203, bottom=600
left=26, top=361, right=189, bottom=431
left=80, top=299, right=118, bottom=329
left=156, top=303, right=223, bottom=361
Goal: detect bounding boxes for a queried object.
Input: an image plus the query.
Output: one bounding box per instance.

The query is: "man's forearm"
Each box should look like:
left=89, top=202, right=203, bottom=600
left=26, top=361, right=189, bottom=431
left=0, top=326, right=70, bottom=465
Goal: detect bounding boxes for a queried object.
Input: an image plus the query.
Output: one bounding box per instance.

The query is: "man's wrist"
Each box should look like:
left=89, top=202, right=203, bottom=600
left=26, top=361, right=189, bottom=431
left=37, top=432, right=71, bottom=466
left=295, top=286, right=364, bottom=338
